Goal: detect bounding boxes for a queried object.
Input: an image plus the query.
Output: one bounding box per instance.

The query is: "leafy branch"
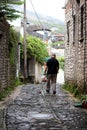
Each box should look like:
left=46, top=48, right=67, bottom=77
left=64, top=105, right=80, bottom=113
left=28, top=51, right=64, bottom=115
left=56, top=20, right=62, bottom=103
left=21, top=36, right=49, bottom=64
left=0, top=0, right=23, bottom=21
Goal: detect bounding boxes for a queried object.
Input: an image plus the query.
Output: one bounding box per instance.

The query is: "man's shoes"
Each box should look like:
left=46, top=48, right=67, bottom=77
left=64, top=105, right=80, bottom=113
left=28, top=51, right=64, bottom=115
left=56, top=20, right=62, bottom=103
left=46, top=90, right=50, bottom=94
left=53, top=91, right=56, bottom=95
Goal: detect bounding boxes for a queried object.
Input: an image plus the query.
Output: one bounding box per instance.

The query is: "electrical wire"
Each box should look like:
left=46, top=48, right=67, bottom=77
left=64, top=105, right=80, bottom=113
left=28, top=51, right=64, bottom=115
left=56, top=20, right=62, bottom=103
left=29, top=0, right=44, bottom=28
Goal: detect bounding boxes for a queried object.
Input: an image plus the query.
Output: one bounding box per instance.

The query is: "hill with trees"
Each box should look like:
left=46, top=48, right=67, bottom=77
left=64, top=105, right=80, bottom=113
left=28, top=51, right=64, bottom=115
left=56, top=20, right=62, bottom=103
left=26, top=11, right=66, bottom=34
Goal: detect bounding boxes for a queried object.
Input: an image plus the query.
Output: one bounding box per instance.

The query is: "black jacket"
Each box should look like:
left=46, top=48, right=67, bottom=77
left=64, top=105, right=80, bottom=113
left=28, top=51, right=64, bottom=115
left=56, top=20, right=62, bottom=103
left=46, top=58, right=59, bottom=74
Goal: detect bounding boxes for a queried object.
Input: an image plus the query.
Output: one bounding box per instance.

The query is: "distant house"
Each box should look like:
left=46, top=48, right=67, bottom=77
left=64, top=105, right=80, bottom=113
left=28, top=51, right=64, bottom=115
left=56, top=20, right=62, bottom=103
left=27, top=25, right=51, bottom=41
left=64, top=0, right=87, bottom=93
left=51, top=34, right=64, bottom=43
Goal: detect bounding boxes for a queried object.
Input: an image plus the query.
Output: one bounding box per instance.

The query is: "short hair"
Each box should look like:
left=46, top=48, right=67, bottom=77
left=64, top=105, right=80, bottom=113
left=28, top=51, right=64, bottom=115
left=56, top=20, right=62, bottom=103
left=51, top=53, right=56, bottom=57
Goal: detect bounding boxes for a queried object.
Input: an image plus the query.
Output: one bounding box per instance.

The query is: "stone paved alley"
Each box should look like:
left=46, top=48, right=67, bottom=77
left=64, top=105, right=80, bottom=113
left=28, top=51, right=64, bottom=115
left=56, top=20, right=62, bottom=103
left=1, top=82, right=87, bottom=130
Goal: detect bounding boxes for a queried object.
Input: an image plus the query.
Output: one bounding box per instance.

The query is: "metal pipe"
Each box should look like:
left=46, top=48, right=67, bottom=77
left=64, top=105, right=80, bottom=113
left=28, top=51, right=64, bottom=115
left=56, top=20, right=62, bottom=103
left=84, top=0, right=86, bottom=91
left=23, top=0, right=27, bottom=79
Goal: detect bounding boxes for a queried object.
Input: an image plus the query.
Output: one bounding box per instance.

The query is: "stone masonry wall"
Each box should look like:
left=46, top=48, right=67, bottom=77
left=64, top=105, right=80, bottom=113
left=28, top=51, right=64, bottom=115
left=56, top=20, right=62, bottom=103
left=64, top=0, right=77, bottom=85
left=77, top=0, right=86, bottom=91
left=84, top=0, right=87, bottom=89
left=0, top=15, right=17, bottom=93
left=65, top=0, right=87, bottom=92
left=0, top=19, right=10, bottom=92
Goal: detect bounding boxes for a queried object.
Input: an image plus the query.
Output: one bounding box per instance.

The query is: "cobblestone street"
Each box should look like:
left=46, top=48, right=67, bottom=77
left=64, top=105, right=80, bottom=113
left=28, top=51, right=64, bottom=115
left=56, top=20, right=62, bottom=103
left=2, top=83, right=87, bottom=130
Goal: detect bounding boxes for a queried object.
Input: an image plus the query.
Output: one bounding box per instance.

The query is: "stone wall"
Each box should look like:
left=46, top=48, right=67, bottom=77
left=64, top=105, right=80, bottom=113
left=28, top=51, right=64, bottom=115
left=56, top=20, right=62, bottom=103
left=64, top=0, right=87, bottom=92
left=0, top=17, right=10, bottom=92
left=27, top=57, right=42, bottom=83
left=0, top=14, right=18, bottom=93
left=20, top=57, right=42, bottom=83
left=84, top=0, right=87, bottom=90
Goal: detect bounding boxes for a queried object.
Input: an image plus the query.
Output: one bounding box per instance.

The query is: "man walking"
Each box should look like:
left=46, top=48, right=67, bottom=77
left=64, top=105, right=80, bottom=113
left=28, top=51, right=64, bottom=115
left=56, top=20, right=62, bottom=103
left=44, top=53, right=59, bottom=94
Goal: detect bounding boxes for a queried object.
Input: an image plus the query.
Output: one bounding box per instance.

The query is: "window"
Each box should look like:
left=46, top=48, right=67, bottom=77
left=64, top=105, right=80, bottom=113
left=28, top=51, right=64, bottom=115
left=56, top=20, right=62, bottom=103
left=67, top=21, right=70, bottom=43
left=81, top=5, right=83, bottom=39
left=73, top=15, right=75, bottom=43
left=76, top=0, right=80, bottom=4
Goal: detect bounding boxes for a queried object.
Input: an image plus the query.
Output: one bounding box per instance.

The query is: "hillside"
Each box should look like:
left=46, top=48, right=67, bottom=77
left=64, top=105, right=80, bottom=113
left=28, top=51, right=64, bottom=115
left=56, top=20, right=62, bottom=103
left=26, top=11, right=66, bottom=34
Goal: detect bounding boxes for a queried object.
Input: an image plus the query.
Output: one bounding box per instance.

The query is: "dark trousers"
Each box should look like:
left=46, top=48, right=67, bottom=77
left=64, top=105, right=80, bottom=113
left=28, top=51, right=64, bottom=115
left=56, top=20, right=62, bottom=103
left=46, top=74, right=57, bottom=92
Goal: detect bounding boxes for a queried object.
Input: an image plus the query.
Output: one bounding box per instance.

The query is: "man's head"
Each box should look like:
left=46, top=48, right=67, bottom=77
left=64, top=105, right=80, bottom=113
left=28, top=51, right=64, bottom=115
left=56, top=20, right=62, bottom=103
left=51, top=53, right=56, bottom=58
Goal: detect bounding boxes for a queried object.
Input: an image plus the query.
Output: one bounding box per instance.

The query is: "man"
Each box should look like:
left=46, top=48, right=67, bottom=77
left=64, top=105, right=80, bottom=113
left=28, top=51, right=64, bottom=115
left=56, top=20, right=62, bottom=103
left=44, top=53, right=59, bottom=94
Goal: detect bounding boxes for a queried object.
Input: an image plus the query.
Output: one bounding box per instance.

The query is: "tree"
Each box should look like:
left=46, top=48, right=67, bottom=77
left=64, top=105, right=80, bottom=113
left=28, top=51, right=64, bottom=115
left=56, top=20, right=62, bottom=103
left=21, top=36, right=49, bottom=64
left=0, top=0, right=23, bottom=21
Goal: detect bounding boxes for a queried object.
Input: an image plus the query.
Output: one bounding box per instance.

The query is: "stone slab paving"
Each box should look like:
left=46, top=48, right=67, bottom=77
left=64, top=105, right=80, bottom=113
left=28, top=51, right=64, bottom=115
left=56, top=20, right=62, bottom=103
left=0, top=85, right=22, bottom=130
left=0, top=109, right=5, bottom=130
left=5, top=84, right=87, bottom=130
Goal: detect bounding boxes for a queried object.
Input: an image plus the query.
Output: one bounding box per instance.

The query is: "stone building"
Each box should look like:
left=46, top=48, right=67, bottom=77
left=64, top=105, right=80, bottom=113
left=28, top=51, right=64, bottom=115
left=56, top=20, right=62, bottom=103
left=64, top=0, right=87, bottom=93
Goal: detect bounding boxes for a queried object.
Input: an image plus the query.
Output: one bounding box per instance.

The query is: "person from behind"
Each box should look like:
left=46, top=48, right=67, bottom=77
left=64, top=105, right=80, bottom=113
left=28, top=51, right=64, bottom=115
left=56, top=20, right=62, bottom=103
left=44, top=53, right=59, bottom=95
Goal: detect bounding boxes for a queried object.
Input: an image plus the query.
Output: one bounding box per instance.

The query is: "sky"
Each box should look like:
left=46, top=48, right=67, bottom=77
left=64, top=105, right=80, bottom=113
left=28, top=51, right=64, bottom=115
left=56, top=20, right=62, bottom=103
left=26, top=0, right=65, bottom=21
left=11, top=0, right=65, bottom=26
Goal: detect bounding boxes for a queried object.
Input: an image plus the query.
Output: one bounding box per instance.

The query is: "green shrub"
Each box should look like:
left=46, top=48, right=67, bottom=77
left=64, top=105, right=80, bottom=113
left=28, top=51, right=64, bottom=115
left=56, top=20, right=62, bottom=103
left=62, top=83, right=87, bottom=100
left=62, top=83, right=80, bottom=98
left=0, top=78, right=22, bottom=101
left=50, top=41, right=64, bottom=48
left=9, top=27, right=19, bottom=64
left=57, top=57, right=65, bottom=70
left=80, top=95, right=87, bottom=102
left=21, top=36, right=49, bottom=64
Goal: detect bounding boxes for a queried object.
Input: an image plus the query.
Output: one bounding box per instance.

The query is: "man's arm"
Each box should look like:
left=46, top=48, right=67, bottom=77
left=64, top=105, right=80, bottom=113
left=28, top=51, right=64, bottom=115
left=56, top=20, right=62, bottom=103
left=44, top=65, right=48, bottom=75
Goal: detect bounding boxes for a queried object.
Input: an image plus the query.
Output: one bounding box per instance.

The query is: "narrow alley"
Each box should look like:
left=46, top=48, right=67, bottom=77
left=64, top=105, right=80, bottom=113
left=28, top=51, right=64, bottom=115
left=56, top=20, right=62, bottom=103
left=2, top=81, right=87, bottom=130
left=0, top=0, right=87, bottom=129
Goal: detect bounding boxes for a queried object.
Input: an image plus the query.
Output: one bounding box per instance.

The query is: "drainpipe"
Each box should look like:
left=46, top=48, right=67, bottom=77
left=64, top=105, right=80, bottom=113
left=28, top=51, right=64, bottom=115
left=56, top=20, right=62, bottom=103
left=84, top=0, right=86, bottom=91
left=23, top=0, right=27, bottom=80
